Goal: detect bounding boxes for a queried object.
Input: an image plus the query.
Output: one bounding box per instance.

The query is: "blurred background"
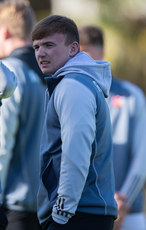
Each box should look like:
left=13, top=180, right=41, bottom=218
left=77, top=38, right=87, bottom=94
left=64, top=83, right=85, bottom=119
left=28, top=0, right=146, bottom=94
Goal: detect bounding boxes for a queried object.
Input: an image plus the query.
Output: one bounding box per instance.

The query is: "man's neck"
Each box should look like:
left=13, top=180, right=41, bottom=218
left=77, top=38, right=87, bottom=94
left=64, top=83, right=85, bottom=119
left=4, top=38, right=32, bottom=57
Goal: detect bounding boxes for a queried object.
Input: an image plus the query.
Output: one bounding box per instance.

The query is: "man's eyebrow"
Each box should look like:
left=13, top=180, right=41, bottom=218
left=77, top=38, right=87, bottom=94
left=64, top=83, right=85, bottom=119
left=43, top=41, right=55, bottom=45
left=33, top=41, right=55, bottom=47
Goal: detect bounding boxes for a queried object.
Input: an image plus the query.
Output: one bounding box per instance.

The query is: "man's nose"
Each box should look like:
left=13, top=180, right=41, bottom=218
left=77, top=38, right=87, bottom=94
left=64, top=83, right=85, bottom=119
left=37, top=47, right=46, bottom=56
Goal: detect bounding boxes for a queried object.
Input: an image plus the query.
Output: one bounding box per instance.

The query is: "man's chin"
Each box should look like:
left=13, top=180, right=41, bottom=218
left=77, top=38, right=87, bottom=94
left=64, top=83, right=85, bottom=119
left=42, top=69, right=55, bottom=76
left=41, top=69, right=51, bottom=75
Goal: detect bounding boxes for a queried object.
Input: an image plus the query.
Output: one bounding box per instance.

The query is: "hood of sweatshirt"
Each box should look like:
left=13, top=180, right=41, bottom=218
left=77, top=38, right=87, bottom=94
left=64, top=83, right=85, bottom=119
left=51, top=52, right=112, bottom=97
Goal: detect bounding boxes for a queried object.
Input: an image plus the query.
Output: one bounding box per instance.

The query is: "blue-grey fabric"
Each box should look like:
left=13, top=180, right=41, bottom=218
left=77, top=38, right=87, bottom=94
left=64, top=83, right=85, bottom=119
left=0, top=47, right=45, bottom=212
left=38, top=52, right=117, bottom=226
left=107, top=77, right=146, bottom=213
left=0, top=61, right=17, bottom=99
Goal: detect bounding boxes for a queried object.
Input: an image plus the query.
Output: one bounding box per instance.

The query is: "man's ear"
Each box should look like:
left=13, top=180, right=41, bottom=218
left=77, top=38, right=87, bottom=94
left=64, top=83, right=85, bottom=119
left=0, top=26, right=10, bottom=39
left=69, top=41, right=79, bottom=57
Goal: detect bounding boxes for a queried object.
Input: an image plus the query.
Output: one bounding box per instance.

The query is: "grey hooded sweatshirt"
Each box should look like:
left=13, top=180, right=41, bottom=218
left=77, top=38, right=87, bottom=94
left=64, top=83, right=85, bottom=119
left=38, top=52, right=117, bottom=227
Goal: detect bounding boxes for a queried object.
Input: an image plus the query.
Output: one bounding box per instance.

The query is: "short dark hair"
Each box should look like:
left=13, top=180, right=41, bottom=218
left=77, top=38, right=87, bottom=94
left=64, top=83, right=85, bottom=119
left=32, top=15, right=79, bottom=45
left=79, top=25, right=104, bottom=47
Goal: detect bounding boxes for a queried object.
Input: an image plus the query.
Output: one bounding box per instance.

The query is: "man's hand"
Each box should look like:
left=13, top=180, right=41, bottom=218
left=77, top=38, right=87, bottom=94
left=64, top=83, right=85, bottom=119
left=113, top=192, right=130, bottom=230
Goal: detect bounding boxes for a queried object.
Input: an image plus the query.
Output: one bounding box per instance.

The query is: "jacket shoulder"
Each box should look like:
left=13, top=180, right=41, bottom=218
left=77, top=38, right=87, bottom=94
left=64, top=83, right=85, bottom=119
left=111, top=77, right=145, bottom=100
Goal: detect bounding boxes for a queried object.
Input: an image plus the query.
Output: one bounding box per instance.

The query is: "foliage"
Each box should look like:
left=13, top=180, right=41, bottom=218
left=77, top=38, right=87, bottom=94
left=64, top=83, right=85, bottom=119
left=29, top=0, right=146, bottom=93
left=97, top=0, right=146, bottom=93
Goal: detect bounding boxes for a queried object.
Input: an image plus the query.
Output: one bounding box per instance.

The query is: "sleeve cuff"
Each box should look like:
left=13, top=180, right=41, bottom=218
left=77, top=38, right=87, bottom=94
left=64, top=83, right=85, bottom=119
left=52, top=204, right=73, bottom=225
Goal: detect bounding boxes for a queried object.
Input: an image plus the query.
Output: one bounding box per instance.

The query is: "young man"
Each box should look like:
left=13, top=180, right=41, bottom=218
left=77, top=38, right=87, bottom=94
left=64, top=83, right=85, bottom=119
left=79, top=25, right=146, bottom=230
left=0, top=1, right=45, bottom=229
left=0, top=62, right=17, bottom=230
left=32, top=15, right=117, bottom=230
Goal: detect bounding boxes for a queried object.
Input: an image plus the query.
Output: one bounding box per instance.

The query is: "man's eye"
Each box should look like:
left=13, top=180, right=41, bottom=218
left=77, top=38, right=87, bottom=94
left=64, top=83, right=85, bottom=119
left=34, top=46, right=39, bottom=51
left=46, top=43, right=53, bottom=48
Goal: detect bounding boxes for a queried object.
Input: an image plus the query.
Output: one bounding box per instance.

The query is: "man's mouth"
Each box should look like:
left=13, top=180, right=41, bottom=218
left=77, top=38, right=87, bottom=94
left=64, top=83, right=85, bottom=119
left=39, top=61, right=51, bottom=69
left=40, top=61, right=50, bottom=65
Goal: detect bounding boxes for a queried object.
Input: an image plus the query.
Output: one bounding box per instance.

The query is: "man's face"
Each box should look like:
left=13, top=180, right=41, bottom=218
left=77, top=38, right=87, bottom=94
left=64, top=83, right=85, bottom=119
left=33, top=33, right=73, bottom=75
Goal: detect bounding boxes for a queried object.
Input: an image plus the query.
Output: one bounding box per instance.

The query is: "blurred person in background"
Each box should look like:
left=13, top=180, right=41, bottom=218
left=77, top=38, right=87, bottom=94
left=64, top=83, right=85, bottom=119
left=0, top=0, right=45, bottom=229
left=79, top=25, right=146, bottom=230
left=0, top=62, right=17, bottom=230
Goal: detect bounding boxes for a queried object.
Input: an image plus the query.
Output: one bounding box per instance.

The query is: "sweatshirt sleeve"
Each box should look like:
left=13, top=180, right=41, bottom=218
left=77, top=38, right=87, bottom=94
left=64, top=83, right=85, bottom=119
left=0, top=61, right=17, bottom=99
left=120, top=86, right=146, bottom=206
left=52, top=78, right=97, bottom=224
left=0, top=65, right=21, bottom=192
